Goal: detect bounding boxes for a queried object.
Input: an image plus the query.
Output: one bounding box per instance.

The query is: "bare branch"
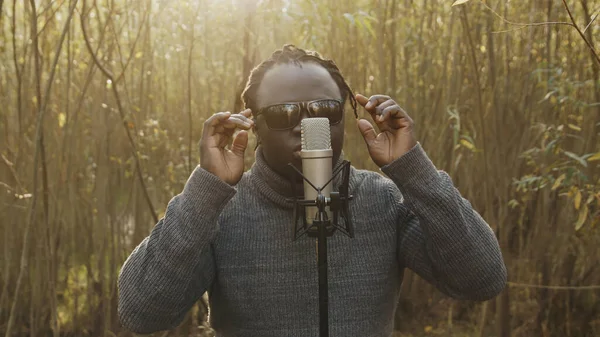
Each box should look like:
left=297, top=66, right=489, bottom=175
left=80, top=0, right=115, bottom=80
left=79, top=0, right=158, bottom=224
left=478, top=0, right=574, bottom=29
left=492, top=22, right=574, bottom=34
left=36, top=0, right=67, bottom=38
left=582, top=9, right=599, bottom=34
left=561, top=0, right=600, bottom=65
left=1, top=154, right=23, bottom=192
left=4, top=1, right=79, bottom=336
left=109, top=6, right=149, bottom=83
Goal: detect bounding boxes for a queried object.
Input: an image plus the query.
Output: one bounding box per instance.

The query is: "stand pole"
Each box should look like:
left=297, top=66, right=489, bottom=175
left=288, top=161, right=354, bottom=337
left=317, top=213, right=329, bottom=337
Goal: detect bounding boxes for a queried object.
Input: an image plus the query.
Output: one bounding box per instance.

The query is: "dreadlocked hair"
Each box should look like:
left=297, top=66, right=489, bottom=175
left=241, top=44, right=358, bottom=120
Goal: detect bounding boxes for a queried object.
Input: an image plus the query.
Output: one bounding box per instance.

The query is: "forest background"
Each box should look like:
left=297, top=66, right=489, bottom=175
left=1, top=0, right=600, bottom=336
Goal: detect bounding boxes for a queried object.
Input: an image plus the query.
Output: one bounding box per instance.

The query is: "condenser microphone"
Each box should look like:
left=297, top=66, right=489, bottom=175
left=300, top=118, right=333, bottom=225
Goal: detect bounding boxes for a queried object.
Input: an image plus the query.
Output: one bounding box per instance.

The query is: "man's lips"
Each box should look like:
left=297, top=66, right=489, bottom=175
left=292, top=146, right=302, bottom=161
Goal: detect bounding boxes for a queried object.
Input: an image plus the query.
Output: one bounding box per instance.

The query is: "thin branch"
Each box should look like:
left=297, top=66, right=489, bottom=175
left=561, top=0, right=600, bottom=65
left=110, top=8, right=149, bottom=83
left=36, top=0, right=65, bottom=19
left=36, top=0, right=67, bottom=38
left=478, top=0, right=574, bottom=29
left=0, top=181, right=16, bottom=193
left=3, top=1, right=78, bottom=336
left=492, top=23, right=572, bottom=34
left=582, top=9, right=599, bottom=34
left=508, top=281, right=600, bottom=290
left=80, top=0, right=158, bottom=224
left=80, top=3, right=114, bottom=80
left=1, top=154, right=23, bottom=192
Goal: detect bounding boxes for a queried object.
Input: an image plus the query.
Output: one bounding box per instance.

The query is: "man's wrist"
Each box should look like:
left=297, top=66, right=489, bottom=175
left=380, top=142, right=440, bottom=188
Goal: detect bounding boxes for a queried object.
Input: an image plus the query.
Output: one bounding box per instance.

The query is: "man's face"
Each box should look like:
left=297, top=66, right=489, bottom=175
left=254, top=62, right=345, bottom=179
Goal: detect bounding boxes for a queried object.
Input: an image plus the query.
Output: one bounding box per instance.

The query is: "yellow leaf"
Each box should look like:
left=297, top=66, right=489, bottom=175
left=587, top=152, right=600, bottom=161
left=58, top=112, right=66, bottom=128
left=552, top=174, right=566, bottom=190
left=575, top=205, right=588, bottom=231
left=550, top=96, right=558, bottom=105
left=452, top=0, right=471, bottom=6
left=574, top=189, right=582, bottom=210
left=568, top=124, right=581, bottom=131
left=460, top=139, right=475, bottom=150
left=424, top=326, right=433, bottom=333
left=586, top=194, right=594, bottom=205
left=135, top=51, right=143, bottom=59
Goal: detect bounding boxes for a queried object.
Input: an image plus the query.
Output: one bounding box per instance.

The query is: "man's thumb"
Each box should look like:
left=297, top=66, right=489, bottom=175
left=231, top=130, right=249, bottom=156
left=357, top=119, right=377, bottom=146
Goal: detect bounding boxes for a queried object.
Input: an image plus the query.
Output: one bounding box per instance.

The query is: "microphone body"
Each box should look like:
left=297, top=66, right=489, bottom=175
left=300, top=118, right=333, bottom=225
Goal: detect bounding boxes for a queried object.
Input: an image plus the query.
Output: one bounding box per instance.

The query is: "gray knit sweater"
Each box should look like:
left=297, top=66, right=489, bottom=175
left=118, top=143, right=507, bottom=337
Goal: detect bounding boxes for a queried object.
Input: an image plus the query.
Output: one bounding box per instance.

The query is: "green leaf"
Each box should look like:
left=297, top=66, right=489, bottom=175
left=452, top=0, right=471, bottom=6
left=564, top=151, right=588, bottom=167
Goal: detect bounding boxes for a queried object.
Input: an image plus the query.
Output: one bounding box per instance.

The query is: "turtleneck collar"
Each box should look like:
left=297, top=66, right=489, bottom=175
left=248, top=146, right=349, bottom=209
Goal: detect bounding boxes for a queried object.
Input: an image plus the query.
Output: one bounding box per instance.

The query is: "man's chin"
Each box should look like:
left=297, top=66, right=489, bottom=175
left=281, top=155, right=303, bottom=179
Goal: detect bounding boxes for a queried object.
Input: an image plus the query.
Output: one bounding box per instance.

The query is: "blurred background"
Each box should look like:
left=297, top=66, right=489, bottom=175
left=1, top=0, right=599, bottom=336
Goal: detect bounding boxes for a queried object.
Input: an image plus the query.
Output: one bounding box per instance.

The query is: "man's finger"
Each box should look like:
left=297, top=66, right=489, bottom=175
left=240, top=108, right=253, bottom=118
left=380, top=105, right=406, bottom=123
left=222, top=116, right=253, bottom=129
left=357, top=119, right=377, bottom=147
left=365, top=95, right=391, bottom=110
left=231, top=130, right=249, bottom=157
left=203, top=111, right=232, bottom=137
left=356, top=93, right=370, bottom=107
left=374, top=100, right=396, bottom=122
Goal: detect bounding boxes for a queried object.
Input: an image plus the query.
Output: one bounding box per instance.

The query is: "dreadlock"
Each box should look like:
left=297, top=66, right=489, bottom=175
left=241, top=44, right=358, bottom=121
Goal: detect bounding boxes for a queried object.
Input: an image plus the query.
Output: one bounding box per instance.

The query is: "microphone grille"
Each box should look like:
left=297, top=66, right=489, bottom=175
left=301, top=118, right=331, bottom=151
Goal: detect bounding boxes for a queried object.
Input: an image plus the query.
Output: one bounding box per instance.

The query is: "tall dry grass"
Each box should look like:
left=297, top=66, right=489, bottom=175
left=1, top=0, right=599, bottom=336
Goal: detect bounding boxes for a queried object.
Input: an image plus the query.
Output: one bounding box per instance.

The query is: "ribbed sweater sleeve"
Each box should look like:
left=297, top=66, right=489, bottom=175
left=380, top=143, right=507, bottom=301
left=117, top=166, right=236, bottom=334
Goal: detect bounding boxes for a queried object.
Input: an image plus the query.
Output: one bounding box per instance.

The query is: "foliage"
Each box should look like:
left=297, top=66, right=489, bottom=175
left=0, top=0, right=599, bottom=336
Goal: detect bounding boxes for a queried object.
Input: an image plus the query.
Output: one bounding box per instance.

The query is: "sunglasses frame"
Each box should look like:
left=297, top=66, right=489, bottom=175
left=255, top=98, right=345, bottom=131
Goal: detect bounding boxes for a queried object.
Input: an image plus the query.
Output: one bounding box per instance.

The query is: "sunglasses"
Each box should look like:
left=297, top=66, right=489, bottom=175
left=255, top=99, right=344, bottom=130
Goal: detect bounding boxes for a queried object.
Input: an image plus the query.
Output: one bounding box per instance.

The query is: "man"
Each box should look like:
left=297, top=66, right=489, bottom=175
left=118, top=45, right=507, bottom=337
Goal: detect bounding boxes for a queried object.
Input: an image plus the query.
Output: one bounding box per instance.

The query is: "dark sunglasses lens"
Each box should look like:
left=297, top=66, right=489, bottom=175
left=309, top=100, right=343, bottom=124
left=263, top=104, right=300, bottom=130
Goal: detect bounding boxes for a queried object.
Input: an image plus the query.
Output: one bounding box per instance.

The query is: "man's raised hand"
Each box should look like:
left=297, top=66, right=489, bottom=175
left=355, top=94, right=417, bottom=167
left=200, top=109, right=254, bottom=185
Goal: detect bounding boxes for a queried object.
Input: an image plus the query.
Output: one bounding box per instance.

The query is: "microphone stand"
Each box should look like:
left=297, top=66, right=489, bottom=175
left=288, top=160, right=354, bottom=337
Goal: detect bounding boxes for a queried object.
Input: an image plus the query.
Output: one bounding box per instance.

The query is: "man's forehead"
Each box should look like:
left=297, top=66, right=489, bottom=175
left=255, top=62, right=342, bottom=108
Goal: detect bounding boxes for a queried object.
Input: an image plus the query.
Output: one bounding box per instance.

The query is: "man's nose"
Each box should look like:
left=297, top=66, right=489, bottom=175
left=292, top=108, right=311, bottom=134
